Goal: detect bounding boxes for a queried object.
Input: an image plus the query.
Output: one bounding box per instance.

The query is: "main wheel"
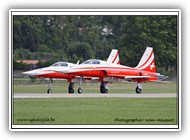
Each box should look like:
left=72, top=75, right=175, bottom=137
left=78, top=88, right=82, bottom=94
left=69, top=88, right=74, bottom=93
left=135, top=86, right=142, bottom=94
left=100, top=82, right=108, bottom=94
left=100, top=87, right=106, bottom=93
left=68, top=82, right=74, bottom=94
left=104, top=88, right=108, bottom=93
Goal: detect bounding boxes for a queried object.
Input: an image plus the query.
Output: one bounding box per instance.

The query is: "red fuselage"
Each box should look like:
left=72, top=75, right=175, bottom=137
left=62, top=64, right=158, bottom=82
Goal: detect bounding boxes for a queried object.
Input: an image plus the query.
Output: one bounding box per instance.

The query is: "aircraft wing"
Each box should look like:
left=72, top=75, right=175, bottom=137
left=106, top=74, right=169, bottom=83
left=149, top=80, right=172, bottom=83
left=68, top=76, right=100, bottom=83
left=124, top=76, right=151, bottom=79
left=105, top=73, right=151, bottom=79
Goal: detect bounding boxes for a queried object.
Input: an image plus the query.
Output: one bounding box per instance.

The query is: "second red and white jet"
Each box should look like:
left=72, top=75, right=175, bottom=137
left=53, top=47, right=166, bottom=94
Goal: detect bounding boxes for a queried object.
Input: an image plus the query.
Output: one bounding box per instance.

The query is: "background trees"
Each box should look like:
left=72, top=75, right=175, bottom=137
left=13, top=15, right=177, bottom=75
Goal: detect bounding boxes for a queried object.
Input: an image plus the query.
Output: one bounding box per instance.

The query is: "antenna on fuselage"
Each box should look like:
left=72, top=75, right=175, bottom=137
left=76, top=60, right=80, bottom=65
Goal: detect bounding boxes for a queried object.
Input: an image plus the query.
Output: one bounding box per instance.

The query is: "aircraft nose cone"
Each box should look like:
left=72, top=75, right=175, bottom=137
left=22, top=70, right=37, bottom=76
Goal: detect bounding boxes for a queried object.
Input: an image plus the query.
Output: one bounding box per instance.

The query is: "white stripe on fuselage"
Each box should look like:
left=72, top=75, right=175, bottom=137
left=65, top=64, right=132, bottom=73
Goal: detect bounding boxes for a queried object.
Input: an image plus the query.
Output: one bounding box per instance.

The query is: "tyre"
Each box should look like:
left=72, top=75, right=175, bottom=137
left=69, top=88, right=74, bottom=93
left=68, top=83, right=74, bottom=94
left=100, top=85, right=105, bottom=93
left=78, top=88, right=82, bottom=94
left=105, top=89, right=108, bottom=93
left=135, top=86, right=142, bottom=94
left=47, top=89, right=52, bottom=94
left=100, top=86, right=108, bottom=94
left=100, top=82, right=108, bottom=94
left=69, top=82, right=74, bottom=88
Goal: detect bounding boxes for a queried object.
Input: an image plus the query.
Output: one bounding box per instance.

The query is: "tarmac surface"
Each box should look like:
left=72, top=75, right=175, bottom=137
left=13, top=93, right=177, bottom=98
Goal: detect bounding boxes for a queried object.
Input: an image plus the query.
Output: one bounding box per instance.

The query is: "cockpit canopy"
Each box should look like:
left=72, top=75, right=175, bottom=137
left=81, top=59, right=101, bottom=65
left=50, top=62, right=68, bottom=67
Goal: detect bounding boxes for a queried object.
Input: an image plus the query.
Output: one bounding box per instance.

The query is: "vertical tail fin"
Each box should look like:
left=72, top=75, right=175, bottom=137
left=135, top=47, right=156, bottom=73
left=107, top=49, right=120, bottom=64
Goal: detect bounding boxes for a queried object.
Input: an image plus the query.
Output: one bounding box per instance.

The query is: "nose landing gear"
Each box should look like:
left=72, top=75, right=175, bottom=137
left=77, top=87, right=82, bottom=94
left=47, top=78, right=53, bottom=94
left=135, top=83, right=142, bottom=94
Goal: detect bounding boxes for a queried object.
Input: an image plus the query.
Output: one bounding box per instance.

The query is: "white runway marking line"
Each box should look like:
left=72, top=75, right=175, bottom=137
left=13, top=93, right=177, bottom=99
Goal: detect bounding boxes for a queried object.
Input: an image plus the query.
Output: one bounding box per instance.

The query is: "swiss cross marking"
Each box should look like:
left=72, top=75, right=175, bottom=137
left=150, top=63, right=155, bottom=70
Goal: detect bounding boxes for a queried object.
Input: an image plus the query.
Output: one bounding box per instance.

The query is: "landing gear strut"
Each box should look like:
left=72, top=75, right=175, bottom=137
left=77, top=77, right=83, bottom=94
left=47, top=78, right=53, bottom=94
left=68, top=82, right=74, bottom=93
left=100, top=81, right=108, bottom=93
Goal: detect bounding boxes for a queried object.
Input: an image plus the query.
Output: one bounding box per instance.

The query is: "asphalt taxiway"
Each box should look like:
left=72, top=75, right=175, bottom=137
left=13, top=93, right=177, bottom=99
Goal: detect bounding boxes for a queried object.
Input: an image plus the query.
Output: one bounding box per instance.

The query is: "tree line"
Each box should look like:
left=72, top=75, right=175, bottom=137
left=13, top=15, right=177, bottom=73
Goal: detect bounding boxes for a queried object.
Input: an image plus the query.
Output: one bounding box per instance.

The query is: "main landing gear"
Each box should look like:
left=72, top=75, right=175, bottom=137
left=100, top=81, right=108, bottom=94
left=68, top=82, right=74, bottom=93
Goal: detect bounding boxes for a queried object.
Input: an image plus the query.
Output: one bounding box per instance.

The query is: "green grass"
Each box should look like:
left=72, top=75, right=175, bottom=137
left=13, top=78, right=177, bottom=94
left=13, top=98, right=178, bottom=125
left=13, top=78, right=178, bottom=125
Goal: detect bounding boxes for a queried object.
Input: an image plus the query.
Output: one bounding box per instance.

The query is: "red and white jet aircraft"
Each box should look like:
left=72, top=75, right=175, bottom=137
left=53, top=47, right=166, bottom=94
left=23, top=49, right=120, bottom=94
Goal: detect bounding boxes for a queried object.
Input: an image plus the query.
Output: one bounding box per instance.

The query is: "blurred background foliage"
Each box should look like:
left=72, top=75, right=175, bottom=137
left=12, top=15, right=177, bottom=77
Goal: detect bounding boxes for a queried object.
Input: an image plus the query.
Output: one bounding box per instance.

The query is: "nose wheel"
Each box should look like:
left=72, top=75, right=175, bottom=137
left=77, top=87, right=82, bottom=94
left=135, top=83, right=142, bottom=94
left=135, top=86, right=142, bottom=94
left=47, top=78, right=53, bottom=94
left=47, top=88, right=52, bottom=94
